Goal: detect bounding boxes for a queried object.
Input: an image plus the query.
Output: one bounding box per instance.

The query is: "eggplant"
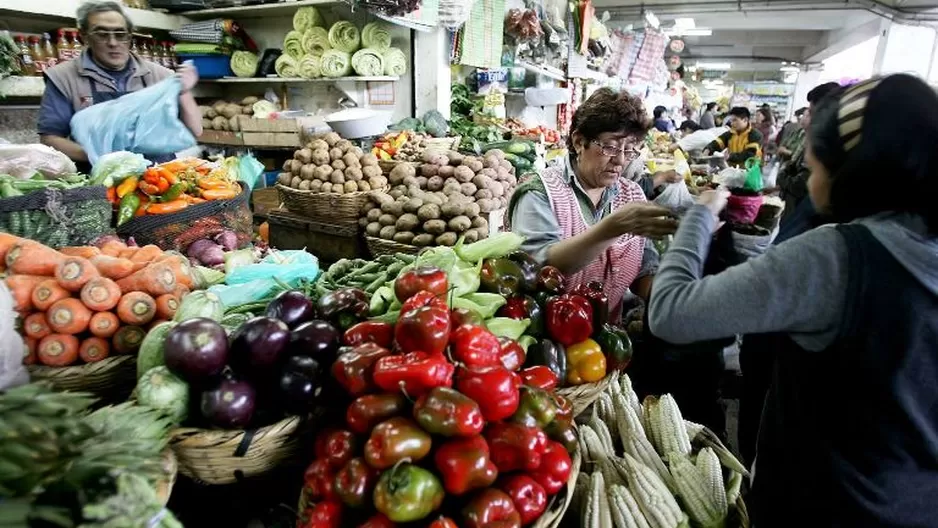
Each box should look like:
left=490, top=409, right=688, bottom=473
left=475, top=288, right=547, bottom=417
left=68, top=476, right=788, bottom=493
left=288, top=320, right=340, bottom=360
left=200, top=374, right=256, bottom=429
left=266, top=290, right=316, bottom=329
left=278, top=355, right=323, bottom=412
left=164, top=318, right=229, bottom=383
left=523, top=338, right=567, bottom=381
left=229, top=316, right=290, bottom=373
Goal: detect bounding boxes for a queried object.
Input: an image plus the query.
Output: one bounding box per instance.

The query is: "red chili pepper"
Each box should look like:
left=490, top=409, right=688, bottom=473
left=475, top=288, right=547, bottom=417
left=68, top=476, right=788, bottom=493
left=461, top=488, right=522, bottom=528
left=395, top=303, right=451, bottom=356
left=372, top=351, right=455, bottom=398
left=455, top=365, right=520, bottom=422
left=498, top=474, right=548, bottom=526
left=497, top=337, right=526, bottom=371
left=546, top=294, right=593, bottom=346
left=395, top=266, right=449, bottom=303
left=346, top=393, right=408, bottom=434
left=299, top=500, right=343, bottom=528
left=528, top=440, right=573, bottom=495
left=450, top=324, right=503, bottom=368
left=343, top=321, right=394, bottom=348
left=485, top=422, right=548, bottom=473
left=519, top=365, right=559, bottom=391
left=433, top=435, right=498, bottom=495
left=138, top=180, right=161, bottom=195
left=314, top=428, right=357, bottom=470
left=302, top=459, right=339, bottom=502
left=330, top=343, right=392, bottom=396
left=428, top=517, right=458, bottom=528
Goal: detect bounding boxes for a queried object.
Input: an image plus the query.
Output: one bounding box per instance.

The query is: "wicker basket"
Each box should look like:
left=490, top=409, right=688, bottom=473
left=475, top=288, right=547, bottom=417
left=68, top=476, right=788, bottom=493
left=277, top=184, right=378, bottom=229
left=365, top=235, right=421, bottom=258
left=27, top=355, right=136, bottom=402
left=531, top=440, right=582, bottom=528
left=169, top=414, right=313, bottom=485
left=556, top=373, right=615, bottom=417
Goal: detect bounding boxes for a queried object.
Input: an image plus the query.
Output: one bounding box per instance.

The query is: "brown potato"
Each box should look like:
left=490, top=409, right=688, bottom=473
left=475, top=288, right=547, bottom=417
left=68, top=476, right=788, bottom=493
left=291, top=176, right=302, bottom=188
left=412, top=233, right=435, bottom=246
left=343, top=153, right=361, bottom=168
left=427, top=176, right=444, bottom=191
left=393, top=232, right=415, bottom=245
left=278, top=172, right=293, bottom=186
left=362, top=165, right=382, bottom=179
left=381, top=201, right=404, bottom=216
left=440, top=202, right=464, bottom=218
left=323, top=132, right=341, bottom=146
left=463, top=202, right=481, bottom=218
left=312, top=149, right=331, bottom=166
left=294, top=148, right=313, bottom=164
left=298, top=179, right=311, bottom=190
left=463, top=229, right=480, bottom=243
left=379, top=225, right=397, bottom=240
left=460, top=182, right=477, bottom=196
left=389, top=163, right=417, bottom=185
left=423, top=219, right=447, bottom=235
left=454, top=166, right=475, bottom=183
left=345, top=167, right=364, bottom=182
left=309, top=139, right=329, bottom=151
left=420, top=164, right=439, bottom=177
left=366, top=222, right=382, bottom=236
left=331, top=159, right=347, bottom=171
left=314, top=165, right=333, bottom=181
left=358, top=181, right=372, bottom=191
left=360, top=153, right=379, bottom=167
left=344, top=181, right=359, bottom=193
left=403, top=197, right=424, bottom=213
left=436, top=232, right=458, bottom=246
left=300, top=164, right=316, bottom=180
left=395, top=213, right=419, bottom=232
left=321, top=182, right=333, bottom=193
left=330, top=147, right=344, bottom=161
left=335, top=139, right=352, bottom=152
left=448, top=215, right=472, bottom=233
left=379, top=213, right=397, bottom=226
left=438, top=165, right=455, bottom=179
left=310, top=179, right=323, bottom=191
left=331, top=170, right=346, bottom=185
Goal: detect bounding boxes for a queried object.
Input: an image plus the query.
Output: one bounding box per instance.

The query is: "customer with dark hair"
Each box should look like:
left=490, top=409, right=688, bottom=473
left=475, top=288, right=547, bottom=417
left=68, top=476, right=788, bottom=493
left=754, top=107, right=777, bottom=152
left=652, top=105, right=675, bottom=133
left=649, top=73, right=938, bottom=525
left=508, top=88, right=678, bottom=317
left=703, top=107, right=763, bottom=165
left=700, top=102, right=717, bottom=129
left=776, top=107, right=807, bottom=158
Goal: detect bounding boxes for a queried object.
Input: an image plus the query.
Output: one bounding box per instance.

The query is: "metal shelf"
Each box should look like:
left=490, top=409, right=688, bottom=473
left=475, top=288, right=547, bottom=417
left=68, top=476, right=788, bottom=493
left=0, top=0, right=188, bottom=30
left=181, top=0, right=345, bottom=19
left=202, top=76, right=399, bottom=83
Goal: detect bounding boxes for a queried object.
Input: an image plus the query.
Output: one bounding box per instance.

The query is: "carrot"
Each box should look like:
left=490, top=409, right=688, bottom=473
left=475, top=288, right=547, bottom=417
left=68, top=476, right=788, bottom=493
left=23, top=337, right=37, bottom=365
left=155, top=294, right=179, bottom=320
left=6, top=275, right=48, bottom=312
left=89, top=311, right=120, bottom=338
left=54, top=257, right=100, bottom=292
left=32, top=279, right=71, bottom=311
left=6, top=242, right=65, bottom=276
left=112, top=325, right=146, bottom=354
left=118, top=247, right=139, bottom=260
left=80, top=277, right=122, bottom=311
left=130, top=245, right=163, bottom=264
left=99, top=239, right=127, bottom=257
left=37, top=334, right=80, bottom=366
left=79, top=337, right=110, bottom=363
left=89, top=255, right=135, bottom=280
left=23, top=312, right=52, bottom=340
left=115, top=262, right=177, bottom=296
left=60, top=246, right=101, bottom=259
left=159, top=254, right=195, bottom=289
left=47, top=298, right=92, bottom=335
left=184, top=195, right=206, bottom=205
left=147, top=199, right=188, bottom=214
left=0, top=233, right=26, bottom=268
left=116, top=292, right=156, bottom=325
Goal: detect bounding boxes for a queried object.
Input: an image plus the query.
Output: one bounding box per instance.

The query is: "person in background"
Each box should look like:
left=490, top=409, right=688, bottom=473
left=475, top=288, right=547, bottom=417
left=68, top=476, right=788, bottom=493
left=776, top=107, right=807, bottom=160
left=754, top=107, right=777, bottom=153
left=699, top=102, right=717, bottom=129
left=653, top=105, right=675, bottom=133
left=672, top=119, right=728, bottom=154
left=702, top=107, right=763, bottom=166
left=38, top=0, right=203, bottom=166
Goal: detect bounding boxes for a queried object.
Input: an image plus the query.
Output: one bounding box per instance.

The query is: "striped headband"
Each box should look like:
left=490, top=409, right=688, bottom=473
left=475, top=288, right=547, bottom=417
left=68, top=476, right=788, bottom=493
left=838, top=78, right=882, bottom=152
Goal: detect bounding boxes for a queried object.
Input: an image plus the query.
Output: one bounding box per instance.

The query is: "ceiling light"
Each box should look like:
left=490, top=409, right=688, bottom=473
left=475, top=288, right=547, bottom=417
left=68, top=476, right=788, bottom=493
left=674, top=17, right=696, bottom=29
left=696, top=62, right=731, bottom=70
left=779, top=65, right=800, bottom=73
left=680, top=28, right=712, bottom=36
left=702, top=79, right=724, bottom=86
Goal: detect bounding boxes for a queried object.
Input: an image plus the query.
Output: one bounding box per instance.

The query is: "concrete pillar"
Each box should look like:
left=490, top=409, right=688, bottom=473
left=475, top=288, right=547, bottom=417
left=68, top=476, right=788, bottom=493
left=413, top=28, right=452, bottom=119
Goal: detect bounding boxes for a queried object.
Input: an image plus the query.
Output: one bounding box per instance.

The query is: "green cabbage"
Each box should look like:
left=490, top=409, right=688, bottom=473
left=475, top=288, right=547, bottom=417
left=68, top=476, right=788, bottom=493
left=320, top=49, right=352, bottom=78
left=383, top=47, right=407, bottom=76
left=328, top=21, right=361, bottom=53
left=230, top=51, right=258, bottom=78
left=362, top=22, right=392, bottom=51
left=293, top=6, right=324, bottom=32
left=299, top=55, right=322, bottom=79
left=302, top=27, right=331, bottom=58
left=275, top=54, right=299, bottom=78
left=283, top=30, right=304, bottom=60
left=173, top=291, right=224, bottom=322
left=137, top=366, right=189, bottom=424
left=351, top=48, right=385, bottom=77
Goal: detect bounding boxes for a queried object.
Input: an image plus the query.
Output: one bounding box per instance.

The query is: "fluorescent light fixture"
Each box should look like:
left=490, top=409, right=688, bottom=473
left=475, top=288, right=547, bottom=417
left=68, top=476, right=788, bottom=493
left=702, top=79, right=725, bottom=86
left=674, top=17, right=696, bottom=29
left=779, top=65, right=800, bottom=72
left=681, top=28, right=712, bottom=36
left=696, top=62, right=732, bottom=70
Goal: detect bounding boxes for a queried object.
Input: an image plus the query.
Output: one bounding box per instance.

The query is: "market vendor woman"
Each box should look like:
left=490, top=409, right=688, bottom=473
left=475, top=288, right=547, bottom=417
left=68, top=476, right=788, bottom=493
left=38, top=0, right=203, bottom=165
left=508, top=88, right=678, bottom=319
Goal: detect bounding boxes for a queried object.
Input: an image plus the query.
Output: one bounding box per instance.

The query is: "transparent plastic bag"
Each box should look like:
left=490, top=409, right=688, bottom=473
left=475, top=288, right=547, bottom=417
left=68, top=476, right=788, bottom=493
left=713, top=166, right=747, bottom=189
left=0, top=143, right=78, bottom=179
left=654, top=181, right=696, bottom=215
left=90, top=151, right=150, bottom=186
left=762, top=160, right=780, bottom=188
left=208, top=250, right=320, bottom=308
left=70, top=77, right=197, bottom=164
left=0, top=282, right=28, bottom=390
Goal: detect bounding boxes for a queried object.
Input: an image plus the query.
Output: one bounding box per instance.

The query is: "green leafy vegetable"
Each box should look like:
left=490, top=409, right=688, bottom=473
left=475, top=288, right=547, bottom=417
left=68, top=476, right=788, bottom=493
left=485, top=317, right=530, bottom=340
left=457, top=292, right=506, bottom=319
left=454, top=232, right=525, bottom=263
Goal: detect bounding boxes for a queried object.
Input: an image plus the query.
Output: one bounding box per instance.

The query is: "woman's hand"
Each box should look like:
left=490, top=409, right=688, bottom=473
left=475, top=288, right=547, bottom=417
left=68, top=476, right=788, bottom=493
left=652, top=170, right=682, bottom=188
left=698, top=189, right=730, bottom=219
left=176, top=62, right=199, bottom=93
left=600, top=203, right=679, bottom=238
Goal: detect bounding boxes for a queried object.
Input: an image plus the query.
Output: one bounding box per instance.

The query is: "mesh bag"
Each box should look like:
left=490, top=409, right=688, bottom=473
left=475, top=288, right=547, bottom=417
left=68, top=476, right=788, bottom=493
left=0, top=186, right=112, bottom=248
left=116, top=183, right=252, bottom=252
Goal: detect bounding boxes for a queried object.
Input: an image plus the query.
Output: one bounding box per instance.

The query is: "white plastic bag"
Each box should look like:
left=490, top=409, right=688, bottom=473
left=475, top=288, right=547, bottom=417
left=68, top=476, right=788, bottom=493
left=0, top=143, right=78, bottom=179
left=90, top=151, right=150, bottom=186
left=654, top=180, right=696, bottom=215
left=731, top=225, right=779, bottom=258
left=0, top=282, right=28, bottom=390
left=713, top=166, right=747, bottom=189
left=762, top=160, right=780, bottom=188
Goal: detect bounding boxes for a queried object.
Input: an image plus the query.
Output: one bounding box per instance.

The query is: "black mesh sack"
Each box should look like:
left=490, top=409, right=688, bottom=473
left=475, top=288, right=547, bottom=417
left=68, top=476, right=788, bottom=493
left=0, top=186, right=112, bottom=248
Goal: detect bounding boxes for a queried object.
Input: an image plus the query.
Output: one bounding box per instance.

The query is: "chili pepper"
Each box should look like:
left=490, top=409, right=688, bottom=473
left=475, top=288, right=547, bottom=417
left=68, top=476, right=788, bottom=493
left=400, top=290, right=448, bottom=319
left=570, top=281, right=609, bottom=331
left=373, top=463, right=444, bottom=522
left=433, top=435, right=498, bottom=495
left=480, top=258, right=525, bottom=297
left=395, top=304, right=451, bottom=356
left=595, top=323, right=633, bottom=372
left=546, top=295, right=593, bottom=346
left=565, top=338, right=606, bottom=385
left=498, top=474, right=548, bottom=526
left=343, top=321, right=393, bottom=348
left=373, top=351, right=455, bottom=398
left=154, top=176, right=170, bottom=194
left=156, top=166, right=177, bottom=184
left=528, top=440, right=572, bottom=495
left=303, top=459, right=339, bottom=501
left=134, top=195, right=149, bottom=217
left=314, top=428, right=357, bottom=470
left=115, top=176, right=138, bottom=198
left=461, top=488, right=522, bottom=528
left=346, top=393, right=407, bottom=434
left=334, top=457, right=378, bottom=507
left=106, top=186, right=118, bottom=204
left=497, top=337, right=526, bottom=372
left=357, top=514, right=395, bottom=528
left=395, top=266, right=448, bottom=303
left=510, top=387, right=557, bottom=429
left=506, top=251, right=539, bottom=292
left=519, top=366, right=558, bottom=391
left=428, top=517, right=458, bottom=528
left=522, top=339, right=567, bottom=382
left=413, top=387, right=484, bottom=437
left=497, top=295, right=544, bottom=337
left=318, top=288, right=371, bottom=329
left=485, top=422, right=548, bottom=473
left=137, top=180, right=161, bottom=196
left=454, top=365, right=520, bottom=422
left=117, top=193, right=140, bottom=226
left=535, top=265, right=565, bottom=294
left=156, top=182, right=186, bottom=203
left=450, top=324, right=502, bottom=368
left=299, top=501, right=343, bottom=528
left=364, top=417, right=432, bottom=469
left=146, top=199, right=188, bottom=214
left=331, top=343, right=392, bottom=396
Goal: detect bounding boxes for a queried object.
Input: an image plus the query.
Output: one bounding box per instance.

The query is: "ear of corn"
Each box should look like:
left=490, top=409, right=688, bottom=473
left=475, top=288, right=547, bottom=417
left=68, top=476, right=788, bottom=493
left=725, top=470, right=743, bottom=505
left=615, top=394, right=675, bottom=491
left=609, top=484, right=652, bottom=528
left=683, top=419, right=705, bottom=442
left=642, top=396, right=660, bottom=451
left=667, top=452, right=724, bottom=527
left=656, top=395, right=692, bottom=457
left=582, top=426, right=627, bottom=487
left=696, top=447, right=728, bottom=516
left=620, top=373, right=643, bottom=418
left=620, top=452, right=687, bottom=528
left=589, top=410, right=617, bottom=454
left=694, top=426, right=749, bottom=477
left=584, top=471, right=615, bottom=528
left=573, top=472, right=592, bottom=518
left=597, top=392, right=619, bottom=440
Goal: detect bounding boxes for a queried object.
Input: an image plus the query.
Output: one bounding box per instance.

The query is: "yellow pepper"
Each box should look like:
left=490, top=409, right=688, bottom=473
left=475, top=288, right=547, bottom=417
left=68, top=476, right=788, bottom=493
left=115, top=176, right=139, bottom=198
left=565, top=338, right=607, bottom=385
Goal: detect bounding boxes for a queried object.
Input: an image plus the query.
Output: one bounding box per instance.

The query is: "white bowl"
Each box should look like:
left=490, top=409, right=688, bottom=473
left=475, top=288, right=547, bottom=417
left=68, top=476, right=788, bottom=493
left=324, top=108, right=392, bottom=139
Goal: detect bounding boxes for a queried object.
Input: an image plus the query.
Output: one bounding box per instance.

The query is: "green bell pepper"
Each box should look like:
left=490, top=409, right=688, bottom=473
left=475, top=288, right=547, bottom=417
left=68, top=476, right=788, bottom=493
left=373, top=463, right=445, bottom=522
left=595, top=323, right=633, bottom=372
left=510, top=386, right=557, bottom=429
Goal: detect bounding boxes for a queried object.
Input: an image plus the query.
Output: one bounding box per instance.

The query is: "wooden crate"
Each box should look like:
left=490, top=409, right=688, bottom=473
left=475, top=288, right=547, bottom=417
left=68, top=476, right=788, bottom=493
left=240, top=116, right=319, bottom=133
left=199, top=129, right=243, bottom=146
left=251, top=188, right=281, bottom=219
left=241, top=132, right=303, bottom=148
left=267, top=210, right=367, bottom=264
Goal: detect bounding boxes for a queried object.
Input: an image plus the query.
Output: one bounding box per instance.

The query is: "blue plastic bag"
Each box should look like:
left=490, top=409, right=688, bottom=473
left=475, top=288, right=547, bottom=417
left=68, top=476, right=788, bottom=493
left=208, top=251, right=320, bottom=308
left=70, top=77, right=197, bottom=164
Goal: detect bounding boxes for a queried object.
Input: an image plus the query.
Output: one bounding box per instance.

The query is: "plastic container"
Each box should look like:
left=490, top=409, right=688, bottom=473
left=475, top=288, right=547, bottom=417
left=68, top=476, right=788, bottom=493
left=177, top=53, right=232, bottom=79
left=324, top=108, right=391, bottom=139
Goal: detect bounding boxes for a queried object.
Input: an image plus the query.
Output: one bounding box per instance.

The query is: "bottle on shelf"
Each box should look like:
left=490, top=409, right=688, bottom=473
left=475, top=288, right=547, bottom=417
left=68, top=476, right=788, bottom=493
left=130, top=37, right=139, bottom=57
left=152, top=40, right=165, bottom=67
left=41, top=33, right=58, bottom=70
left=56, top=29, right=70, bottom=62
left=140, top=38, right=152, bottom=62
left=70, top=30, right=84, bottom=58
left=164, top=42, right=177, bottom=69
left=28, top=36, right=46, bottom=75
left=14, top=35, right=36, bottom=76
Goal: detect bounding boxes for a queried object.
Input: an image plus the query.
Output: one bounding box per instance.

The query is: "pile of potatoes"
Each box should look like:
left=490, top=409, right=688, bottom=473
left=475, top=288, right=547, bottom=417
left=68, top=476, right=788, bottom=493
left=278, top=132, right=389, bottom=193
left=198, top=96, right=263, bottom=132
left=358, top=149, right=518, bottom=247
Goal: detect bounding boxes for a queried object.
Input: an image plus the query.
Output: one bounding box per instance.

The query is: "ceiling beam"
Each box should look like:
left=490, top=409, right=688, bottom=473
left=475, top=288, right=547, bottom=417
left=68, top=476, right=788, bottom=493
left=802, top=18, right=889, bottom=61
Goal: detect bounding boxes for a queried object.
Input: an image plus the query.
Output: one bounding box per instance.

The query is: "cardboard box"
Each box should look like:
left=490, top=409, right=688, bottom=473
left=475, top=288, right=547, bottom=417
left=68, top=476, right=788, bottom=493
left=198, top=129, right=243, bottom=146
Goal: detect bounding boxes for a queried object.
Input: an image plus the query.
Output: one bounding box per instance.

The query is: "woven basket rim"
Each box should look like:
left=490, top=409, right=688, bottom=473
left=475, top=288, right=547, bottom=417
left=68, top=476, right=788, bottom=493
left=275, top=183, right=382, bottom=198
left=556, top=373, right=615, bottom=416
left=169, top=413, right=304, bottom=445
left=364, top=235, right=421, bottom=255
left=27, top=354, right=135, bottom=377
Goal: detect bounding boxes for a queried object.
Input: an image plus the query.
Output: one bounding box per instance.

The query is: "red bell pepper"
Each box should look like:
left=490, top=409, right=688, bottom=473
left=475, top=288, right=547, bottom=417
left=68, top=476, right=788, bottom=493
left=299, top=500, right=343, bottom=528
left=433, top=435, right=498, bottom=495
left=400, top=290, right=447, bottom=318
left=314, top=428, right=357, bottom=470
left=528, top=440, right=572, bottom=495
left=395, top=266, right=449, bottom=303
left=485, top=422, right=548, bottom=473
left=356, top=513, right=396, bottom=528
left=331, top=343, right=392, bottom=396
left=498, top=474, right=548, bottom=526
left=546, top=294, right=593, bottom=346
left=497, top=296, right=544, bottom=337
left=346, top=393, right=408, bottom=434
left=536, top=265, right=565, bottom=294
left=413, top=386, right=484, bottom=437
left=372, top=351, right=455, bottom=397
left=450, top=324, right=503, bottom=368
left=343, top=321, right=394, bottom=348
left=498, top=337, right=526, bottom=371
left=519, top=366, right=559, bottom=390
left=334, top=457, right=379, bottom=507
left=302, top=459, right=339, bottom=502
left=461, top=488, right=522, bottom=528
left=395, top=303, right=451, bottom=356
left=428, top=517, right=458, bottom=528
left=364, top=417, right=432, bottom=469
left=569, top=281, right=609, bottom=331
left=455, top=365, right=520, bottom=422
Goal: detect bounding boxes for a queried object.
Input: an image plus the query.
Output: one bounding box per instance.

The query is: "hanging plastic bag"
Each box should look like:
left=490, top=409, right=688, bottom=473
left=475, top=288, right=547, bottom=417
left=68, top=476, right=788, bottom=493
left=743, top=158, right=763, bottom=191
left=90, top=151, right=150, bottom=187
left=208, top=250, right=320, bottom=308
left=654, top=180, right=696, bottom=216
left=236, top=154, right=265, bottom=191
left=70, top=77, right=197, bottom=164
left=0, top=143, right=78, bottom=179
left=762, top=159, right=780, bottom=189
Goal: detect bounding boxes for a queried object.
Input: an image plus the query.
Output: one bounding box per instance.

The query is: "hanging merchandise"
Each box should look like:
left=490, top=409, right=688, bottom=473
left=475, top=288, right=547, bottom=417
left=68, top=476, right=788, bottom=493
left=505, top=8, right=542, bottom=42
left=457, top=0, right=505, bottom=68
left=359, top=0, right=423, bottom=17
left=439, top=0, right=477, bottom=30
left=628, top=28, right=666, bottom=84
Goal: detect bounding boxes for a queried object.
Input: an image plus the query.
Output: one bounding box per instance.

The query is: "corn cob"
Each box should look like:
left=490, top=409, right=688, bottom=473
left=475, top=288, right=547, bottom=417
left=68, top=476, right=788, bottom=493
left=609, top=484, right=652, bottom=528
left=615, top=394, right=676, bottom=491
left=696, top=447, right=728, bottom=516
left=609, top=372, right=623, bottom=396
left=572, top=472, right=592, bottom=518
left=619, top=452, right=688, bottom=528
left=582, top=426, right=627, bottom=487
left=584, top=471, right=615, bottom=528
left=642, top=396, right=660, bottom=451
left=725, top=470, right=743, bottom=505
left=620, top=373, right=643, bottom=418
left=589, top=408, right=617, bottom=454
left=597, top=392, right=619, bottom=441
left=690, top=425, right=749, bottom=477
left=655, top=395, right=692, bottom=457
left=667, top=452, right=725, bottom=527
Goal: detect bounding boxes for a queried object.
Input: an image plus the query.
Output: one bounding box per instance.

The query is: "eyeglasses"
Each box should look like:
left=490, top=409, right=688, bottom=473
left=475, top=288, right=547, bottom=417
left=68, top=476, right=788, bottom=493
left=591, top=141, right=641, bottom=160
left=87, top=30, right=132, bottom=44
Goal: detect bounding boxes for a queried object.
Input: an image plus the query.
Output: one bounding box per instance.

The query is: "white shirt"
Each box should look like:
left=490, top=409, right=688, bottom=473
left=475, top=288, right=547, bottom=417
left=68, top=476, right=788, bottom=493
left=677, top=126, right=729, bottom=152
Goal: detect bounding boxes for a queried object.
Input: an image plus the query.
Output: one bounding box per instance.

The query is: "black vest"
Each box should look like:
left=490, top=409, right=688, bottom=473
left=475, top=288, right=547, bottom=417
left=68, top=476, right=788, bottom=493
left=750, top=224, right=938, bottom=526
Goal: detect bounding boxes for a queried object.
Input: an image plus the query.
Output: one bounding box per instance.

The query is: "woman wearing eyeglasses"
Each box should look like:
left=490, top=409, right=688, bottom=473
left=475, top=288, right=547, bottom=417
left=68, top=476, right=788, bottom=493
left=38, top=0, right=203, bottom=166
left=507, top=88, right=679, bottom=317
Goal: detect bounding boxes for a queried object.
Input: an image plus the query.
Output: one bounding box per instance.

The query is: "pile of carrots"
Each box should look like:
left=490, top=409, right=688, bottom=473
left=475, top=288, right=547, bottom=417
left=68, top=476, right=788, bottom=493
left=2, top=234, right=195, bottom=368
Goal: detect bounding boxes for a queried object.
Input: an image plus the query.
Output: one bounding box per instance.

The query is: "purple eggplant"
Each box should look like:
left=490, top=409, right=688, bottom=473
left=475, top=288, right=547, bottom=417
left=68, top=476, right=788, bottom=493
left=289, top=319, right=340, bottom=360
left=200, top=374, right=256, bottom=429
left=164, top=318, right=229, bottom=383
left=229, top=316, right=290, bottom=373
left=279, top=355, right=323, bottom=412
left=265, top=290, right=316, bottom=329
